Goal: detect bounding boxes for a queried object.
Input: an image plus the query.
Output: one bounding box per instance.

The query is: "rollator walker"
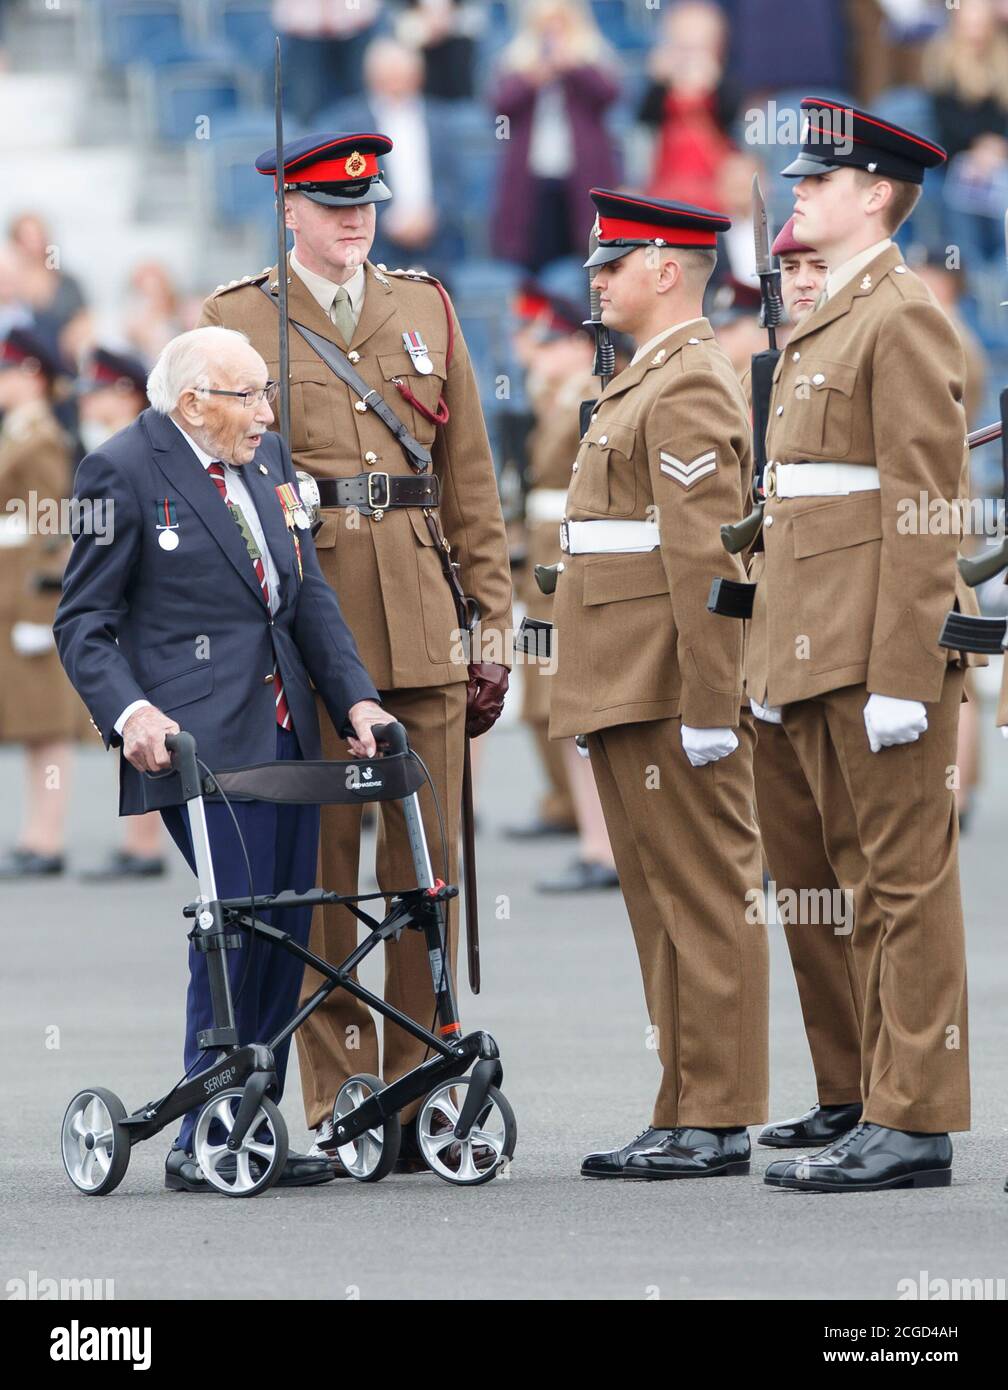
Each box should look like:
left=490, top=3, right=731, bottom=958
left=60, top=722, right=515, bottom=1196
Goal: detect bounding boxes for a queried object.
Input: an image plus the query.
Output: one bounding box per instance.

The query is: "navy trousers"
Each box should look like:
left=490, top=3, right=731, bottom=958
left=160, top=726, right=320, bottom=1152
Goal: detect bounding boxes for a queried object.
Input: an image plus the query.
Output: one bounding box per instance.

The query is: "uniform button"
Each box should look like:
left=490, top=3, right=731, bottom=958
left=264, top=674, right=273, bottom=684
left=348, top=350, right=361, bottom=363
left=557, top=562, right=565, bottom=573
left=590, top=413, right=598, bottom=423
left=893, top=265, right=907, bottom=274
left=811, top=372, right=825, bottom=385
left=572, top=462, right=579, bottom=472
left=598, top=434, right=608, bottom=445
left=776, top=405, right=783, bottom=416
left=792, top=351, right=800, bottom=362
left=764, top=514, right=774, bottom=528
left=354, top=400, right=367, bottom=412
left=364, top=451, right=378, bottom=464
left=687, top=336, right=700, bottom=344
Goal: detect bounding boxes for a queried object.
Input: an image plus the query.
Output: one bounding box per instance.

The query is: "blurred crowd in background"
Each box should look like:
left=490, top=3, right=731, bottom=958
left=3, top=0, right=1008, bottom=874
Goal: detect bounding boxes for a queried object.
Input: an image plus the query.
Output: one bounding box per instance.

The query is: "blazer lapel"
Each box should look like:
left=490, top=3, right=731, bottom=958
left=144, top=410, right=267, bottom=607
left=597, top=320, right=716, bottom=406
left=242, top=450, right=298, bottom=609
left=348, top=263, right=396, bottom=351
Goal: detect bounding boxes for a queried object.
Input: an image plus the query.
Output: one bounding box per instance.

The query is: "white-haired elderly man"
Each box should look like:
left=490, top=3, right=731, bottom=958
left=55, top=326, right=390, bottom=1193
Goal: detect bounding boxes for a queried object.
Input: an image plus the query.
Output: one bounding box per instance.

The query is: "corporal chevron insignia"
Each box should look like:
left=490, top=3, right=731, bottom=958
left=659, top=449, right=717, bottom=489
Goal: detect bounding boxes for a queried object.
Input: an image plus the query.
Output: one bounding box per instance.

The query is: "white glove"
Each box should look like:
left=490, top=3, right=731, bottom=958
left=749, top=698, right=783, bottom=724
left=11, top=621, right=55, bottom=657
left=681, top=725, right=739, bottom=767
left=863, top=693, right=927, bottom=754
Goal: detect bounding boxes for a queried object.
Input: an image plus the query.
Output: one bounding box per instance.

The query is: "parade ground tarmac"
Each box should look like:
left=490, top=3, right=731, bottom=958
left=3, top=688, right=1007, bottom=1301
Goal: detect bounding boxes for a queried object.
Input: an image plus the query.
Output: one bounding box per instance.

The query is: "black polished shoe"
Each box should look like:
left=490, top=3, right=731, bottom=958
left=536, top=858, right=620, bottom=893
left=164, top=1146, right=334, bottom=1192
left=503, top=816, right=577, bottom=841
left=581, top=1127, right=672, bottom=1178
left=623, top=1126, right=751, bottom=1180
left=0, top=847, right=64, bottom=879
left=79, top=851, right=166, bottom=882
left=764, top=1123, right=952, bottom=1192
left=758, top=1101, right=862, bottom=1149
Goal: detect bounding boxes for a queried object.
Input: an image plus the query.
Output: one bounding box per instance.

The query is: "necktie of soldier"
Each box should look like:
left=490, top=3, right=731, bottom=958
left=331, top=285, right=355, bottom=345
left=206, top=461, right=291, bottom=731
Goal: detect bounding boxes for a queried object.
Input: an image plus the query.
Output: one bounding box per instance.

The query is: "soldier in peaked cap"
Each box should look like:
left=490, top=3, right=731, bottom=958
left=747, top=98, right=984, bottom=1193
left=199, top=132, right=512, bottom=1170
left=549, top=190, right=769, bottom=1179
left=0, top=328, right=79, bottom=878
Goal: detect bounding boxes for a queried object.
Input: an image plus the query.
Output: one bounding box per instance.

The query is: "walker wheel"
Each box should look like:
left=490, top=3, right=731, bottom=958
left=192, top=1089, right=288, bottom=1197
left=332, top=1074, right=401, bottom=1182
left=61, top=1087, right=131, bottom=1196
left=417, top=1078, right=517, bottom=1186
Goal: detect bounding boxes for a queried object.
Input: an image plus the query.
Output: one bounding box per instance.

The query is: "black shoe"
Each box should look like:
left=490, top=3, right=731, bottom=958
left=536, top=858, right=620, bottom=893
left=581, top=1127, right=673, bottom=1178
left=623, top=1127, right=751, bottom=1180
left=164, top=1146, right=334, bottom=1192
left=503, top=816, right=577, bottom=841
left=79, top=851, right=166, bottom=882
left=0, top=848, right=64, bottom=879
left=764, top=1123, right=952, bottom=1192
left=394, top=1118, right=431, bottom=1174
left=758, top=1101, right=862, bottom=1149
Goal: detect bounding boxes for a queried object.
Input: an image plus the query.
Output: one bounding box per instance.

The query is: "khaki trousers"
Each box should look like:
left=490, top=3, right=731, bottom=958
left=587, top=714, right=769, bottom=1128
left=781, top=672, right=970, bottom=1133
left=753, top=718, right=868, bottom=1105
left=295, top=682, right=466, bottom=1129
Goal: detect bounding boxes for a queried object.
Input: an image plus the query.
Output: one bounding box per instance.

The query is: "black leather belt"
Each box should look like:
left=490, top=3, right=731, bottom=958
left=316, top=472, right=440, bottom=518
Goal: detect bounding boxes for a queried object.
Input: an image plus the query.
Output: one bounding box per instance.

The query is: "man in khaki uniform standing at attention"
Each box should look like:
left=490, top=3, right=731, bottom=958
left=200, top=132, right=512, bottom=1168
left=752, top=99, right=981, bottom=1192
left=550, top=189, right=769, bottom=1180
left=745, top=217, right=870, bottom=1151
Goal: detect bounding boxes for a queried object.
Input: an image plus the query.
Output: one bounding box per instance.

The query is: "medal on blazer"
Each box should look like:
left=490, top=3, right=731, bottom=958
left=155, top=498, right=180, bottom=551
left=402, top=329, right=434, bottom=375
left=274, top=481, right=305, bottom=578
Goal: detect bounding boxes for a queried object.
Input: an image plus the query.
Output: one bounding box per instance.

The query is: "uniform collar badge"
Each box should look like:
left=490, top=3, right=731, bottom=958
left=403, top=329, right=434, bottom=375
left=651, top=348, right=667, bottom=365
left=860, top=273, right=872, bottom=290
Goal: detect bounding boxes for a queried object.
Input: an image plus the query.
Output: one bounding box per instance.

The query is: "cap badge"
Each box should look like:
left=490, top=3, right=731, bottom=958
left=403, top=330, right=434, bottom=375
left=344, top=150, right=367, bottom=178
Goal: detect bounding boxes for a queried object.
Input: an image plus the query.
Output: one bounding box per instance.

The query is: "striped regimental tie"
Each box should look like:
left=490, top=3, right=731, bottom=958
left=207, top=461, right=291, bottom=731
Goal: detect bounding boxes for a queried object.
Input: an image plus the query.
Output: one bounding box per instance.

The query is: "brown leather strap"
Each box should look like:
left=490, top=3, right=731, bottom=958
left=316, top=473, right=440, bottom=513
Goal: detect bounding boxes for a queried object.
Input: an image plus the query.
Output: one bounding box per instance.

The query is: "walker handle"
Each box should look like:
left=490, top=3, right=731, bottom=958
left=372, top=721, right=409, bottom=758
left=165, top=730, right=202, bottom=801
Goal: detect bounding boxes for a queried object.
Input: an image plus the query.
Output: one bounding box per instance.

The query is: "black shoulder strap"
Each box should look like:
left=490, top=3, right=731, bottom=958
left=257, top=284, right=431, bottom=473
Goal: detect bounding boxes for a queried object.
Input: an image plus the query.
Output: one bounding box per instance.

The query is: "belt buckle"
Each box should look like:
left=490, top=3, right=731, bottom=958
left=763, top=462, right=777, bottom=499
left=367, top=471, right=390, bottom=519
left=559, top=520, right=570, bottom=554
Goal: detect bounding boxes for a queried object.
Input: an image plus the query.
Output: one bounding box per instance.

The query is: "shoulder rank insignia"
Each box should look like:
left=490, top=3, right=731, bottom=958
left=659, top=449, right=717, bottom=489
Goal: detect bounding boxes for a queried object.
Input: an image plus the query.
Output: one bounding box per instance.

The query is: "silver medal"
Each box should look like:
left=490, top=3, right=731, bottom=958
left=403, top=331, right=434, bottom=375
left=158, top=529, right=179, bottom=551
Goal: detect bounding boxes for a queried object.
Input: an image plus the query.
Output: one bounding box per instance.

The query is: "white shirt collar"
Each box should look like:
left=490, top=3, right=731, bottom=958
left=289, top=250, right=366, bottom=317
left=631, top=317, right=705, bottom=366
left=825, top=239, right=892, bottom=301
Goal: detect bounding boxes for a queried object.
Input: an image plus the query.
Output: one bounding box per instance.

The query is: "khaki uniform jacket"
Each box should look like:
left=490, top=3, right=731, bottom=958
left=752, top=244, right=981, bottom=708
left=549, top=320, right=752, bottom=738
left=0, top=401, right=79, bottom=742
left=199, top=259, right=512, bottom=690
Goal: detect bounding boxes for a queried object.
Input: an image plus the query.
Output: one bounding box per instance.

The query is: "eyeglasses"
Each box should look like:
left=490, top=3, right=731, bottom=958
left=202, top=380, right=279, bottom=407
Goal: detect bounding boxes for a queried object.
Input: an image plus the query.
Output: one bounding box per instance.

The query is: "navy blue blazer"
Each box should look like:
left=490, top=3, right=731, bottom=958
left=55, top=408, right=380, bottom=815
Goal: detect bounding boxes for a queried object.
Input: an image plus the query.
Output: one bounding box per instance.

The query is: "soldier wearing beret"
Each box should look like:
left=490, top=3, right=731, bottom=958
left=0, top=328, right=78, bottom=878
left=550, top=190, right=769, bottom=1180
left=199, top=132, right=512, bottom=1167
left=751, top=98, right=983, bottom=1192
left=744, top=217, right=871, bottom=1151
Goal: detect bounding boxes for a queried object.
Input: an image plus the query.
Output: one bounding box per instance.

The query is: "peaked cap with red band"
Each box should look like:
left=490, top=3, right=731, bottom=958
left=0, top=327, right=64, bottom=382
left=513, top=280, right=589, bottom=338
left=782, top=97, right=946, bottom=185
left=585, top=188, right=731, bottom=268
left=76, top=346, right=148, bottom=398
left=256, top=132, right=393, bottom=206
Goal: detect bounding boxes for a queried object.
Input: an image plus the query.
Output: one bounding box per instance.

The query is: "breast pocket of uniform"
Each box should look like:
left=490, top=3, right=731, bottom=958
left=576, top=422, right=638, bottom=516
left=377, top=350, right=447, bottom=448
left=787, top=360, right=857, bottom=458
left=289, top=364, right=337, bottom=452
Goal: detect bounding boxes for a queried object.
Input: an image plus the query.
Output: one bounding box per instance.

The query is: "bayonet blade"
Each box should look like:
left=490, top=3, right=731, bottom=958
left=752, top=173, right=771, bottom=277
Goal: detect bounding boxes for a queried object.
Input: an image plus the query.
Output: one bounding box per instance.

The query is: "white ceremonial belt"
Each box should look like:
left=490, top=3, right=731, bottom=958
left=766, top=462, right=881, bottom=498
left=0, top=514, right=29, bottom=548
left=560, top=519, right=660, bottom=555
left=526, top=488, right=569, bottom=523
